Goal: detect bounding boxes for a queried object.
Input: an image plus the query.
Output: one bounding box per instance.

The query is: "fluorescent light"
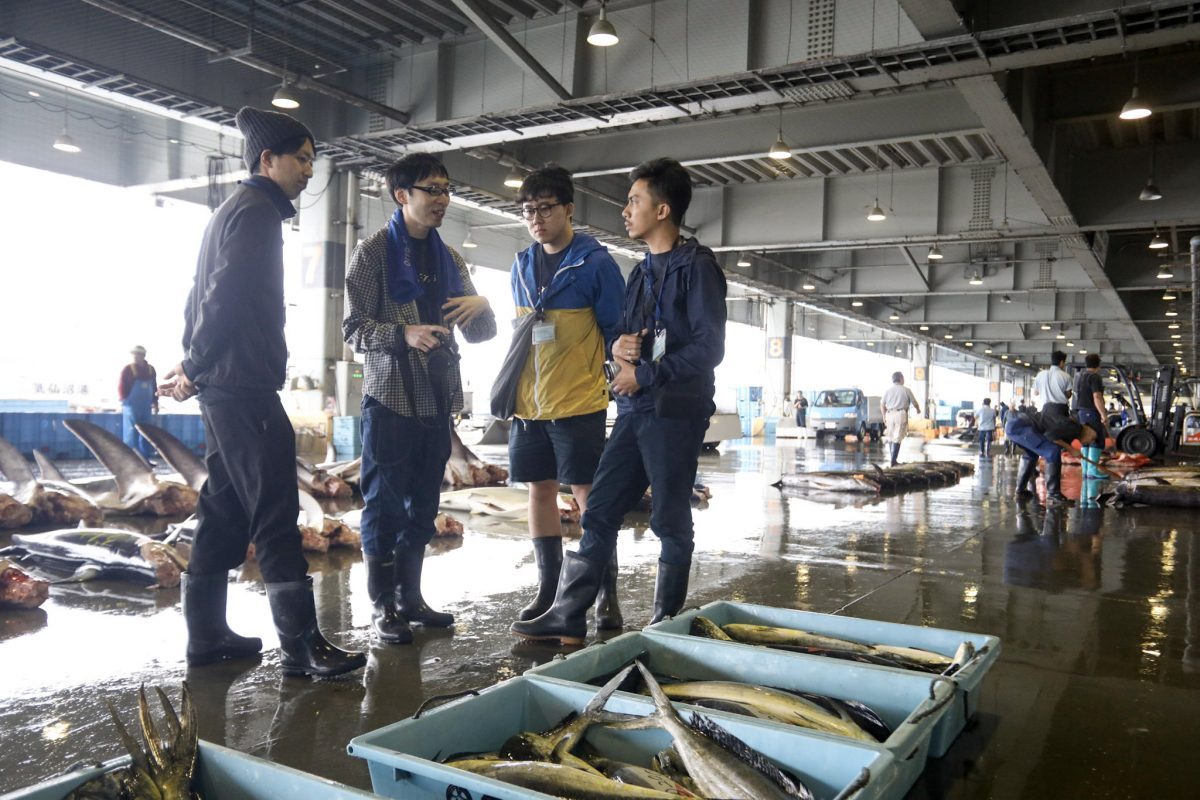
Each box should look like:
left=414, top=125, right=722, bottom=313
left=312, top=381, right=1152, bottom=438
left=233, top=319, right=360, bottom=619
left=927, top=244, right=943, bottom=260
left=587, top=4, right=619, bottom=46
left=1119, top=85, right=1151, bottom=120
left=866, top=203, right=887, bottom=222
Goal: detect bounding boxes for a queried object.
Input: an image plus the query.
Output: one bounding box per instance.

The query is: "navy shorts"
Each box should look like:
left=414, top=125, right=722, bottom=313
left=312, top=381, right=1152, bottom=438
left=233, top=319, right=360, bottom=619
left=509, top=410, right=606, bottom=485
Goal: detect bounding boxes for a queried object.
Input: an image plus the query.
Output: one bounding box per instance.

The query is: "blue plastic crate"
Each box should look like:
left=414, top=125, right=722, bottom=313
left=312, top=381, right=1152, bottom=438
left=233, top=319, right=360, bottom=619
left=333, top=416, right=361, bottom=448
left=525, top=630, right=953, bottom=795
left=2, top=741, right=379, bottom=799
left=348, top=675, right=898, bottom=800
left=646, top=601, right=1000, bottom=758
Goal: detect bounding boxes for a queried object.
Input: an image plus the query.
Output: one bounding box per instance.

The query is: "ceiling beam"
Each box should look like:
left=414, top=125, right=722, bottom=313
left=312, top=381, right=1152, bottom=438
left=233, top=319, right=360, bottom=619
left=80, top=0, right=412, bottom=124
left=448, top=0, right=573, bottom=102
left=899, top=246, right=931, bottom=291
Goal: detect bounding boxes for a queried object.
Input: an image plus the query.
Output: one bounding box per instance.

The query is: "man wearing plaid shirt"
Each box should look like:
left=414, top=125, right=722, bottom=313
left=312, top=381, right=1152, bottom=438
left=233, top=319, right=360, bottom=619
left=344, top=154, right=496, bottom=645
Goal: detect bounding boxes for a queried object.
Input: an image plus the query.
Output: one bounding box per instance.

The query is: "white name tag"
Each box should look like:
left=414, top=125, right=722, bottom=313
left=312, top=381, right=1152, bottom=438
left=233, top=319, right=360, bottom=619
left=652, top=330, right=667, bottom=362
left=532, top=321, right=556, bottom=345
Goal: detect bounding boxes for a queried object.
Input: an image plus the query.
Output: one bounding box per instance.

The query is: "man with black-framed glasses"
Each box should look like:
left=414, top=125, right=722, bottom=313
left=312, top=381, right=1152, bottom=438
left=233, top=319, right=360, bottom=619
left=344, top=153, right=496, bottom=645
left=503, top=165, right=625, bottom=633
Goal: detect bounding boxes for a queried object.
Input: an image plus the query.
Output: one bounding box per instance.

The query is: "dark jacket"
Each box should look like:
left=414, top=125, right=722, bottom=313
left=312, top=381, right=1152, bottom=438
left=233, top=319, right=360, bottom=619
left=182, top=177, right=293, bottom=393
left=1017, top=408, right=1082, bottom=443
left=618, top=238, right=727, bottom=418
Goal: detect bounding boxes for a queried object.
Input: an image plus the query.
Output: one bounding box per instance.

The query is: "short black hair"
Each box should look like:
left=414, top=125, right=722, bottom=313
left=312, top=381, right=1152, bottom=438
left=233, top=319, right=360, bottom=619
left=1085, top=353, right=1100, bottom=369
left=385, top=154, right=449, bottom=205
left=891, top=371, right=904, bottom=383
left=251, top=133, right=313, bottom=175
left=983, top=398, right=991, bottom=405
left=1052, top=350, right=1067, bottom=366
left=518, top=164, right=574, bottom=206
left=629, top=157, right=692, bottom=227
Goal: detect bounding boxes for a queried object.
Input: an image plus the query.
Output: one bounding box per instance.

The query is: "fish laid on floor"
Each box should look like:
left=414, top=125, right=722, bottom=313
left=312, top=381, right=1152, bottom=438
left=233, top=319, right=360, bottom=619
left=2, top=528, right=187, bottom=588
left=773, top=460, right=972, bottom=495
left=0, top=435, right=103, bottom=527
left=1102, top=482, right=1200, bottom=508
left=0, top=557, right=50, bottom=609
left=66, top=683, right=198, bottom=800
left=602, top=661, right=813, bottom=800
left=692, top=617, right=973, bottom=675
left=444, top=429, right=509, bottom=489
left=63, top=420, right=197, bottom=516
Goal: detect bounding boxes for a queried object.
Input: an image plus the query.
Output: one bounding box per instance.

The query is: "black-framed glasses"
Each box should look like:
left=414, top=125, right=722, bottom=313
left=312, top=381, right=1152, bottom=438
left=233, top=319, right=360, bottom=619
left=410, top=184, right=456, bottom=198
left=519, top=202, right=563, bottom=220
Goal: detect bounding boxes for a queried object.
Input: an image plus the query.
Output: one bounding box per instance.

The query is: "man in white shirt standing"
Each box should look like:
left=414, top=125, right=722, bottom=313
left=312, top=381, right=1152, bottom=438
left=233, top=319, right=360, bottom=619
left=976, top=398, right=997, bottom=457
left=1032, top=350, right=1072, bottom=415
left=882, top=372, right=921, bottom=467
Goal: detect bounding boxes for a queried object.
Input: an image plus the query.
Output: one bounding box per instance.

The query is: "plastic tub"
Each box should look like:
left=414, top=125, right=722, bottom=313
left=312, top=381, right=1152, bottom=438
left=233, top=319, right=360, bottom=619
left=525, top=630, right=954, bottom=795
left=2, top=741, right=379, bottom=800
left=348, top=675, right=898, bottom=800
left=645, top=601, right=1001, bottom=758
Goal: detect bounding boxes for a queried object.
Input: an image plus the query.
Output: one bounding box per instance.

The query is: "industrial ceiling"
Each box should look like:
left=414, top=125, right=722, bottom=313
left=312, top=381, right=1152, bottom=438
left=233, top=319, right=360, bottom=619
left=2, top=0, right=1198, bottom=381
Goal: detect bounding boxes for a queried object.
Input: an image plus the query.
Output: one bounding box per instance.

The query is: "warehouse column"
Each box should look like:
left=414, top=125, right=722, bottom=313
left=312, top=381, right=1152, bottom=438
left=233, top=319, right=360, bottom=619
left=764, top=300, right=793, bottom=418
left=291, top=157, right=349, bottom=400
left=911, top=342, right=932, bottom=420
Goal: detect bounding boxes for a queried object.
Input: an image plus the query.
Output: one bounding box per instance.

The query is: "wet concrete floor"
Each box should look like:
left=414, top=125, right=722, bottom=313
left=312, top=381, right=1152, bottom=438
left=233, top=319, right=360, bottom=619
left=2, top=437, right=1199, bottom=798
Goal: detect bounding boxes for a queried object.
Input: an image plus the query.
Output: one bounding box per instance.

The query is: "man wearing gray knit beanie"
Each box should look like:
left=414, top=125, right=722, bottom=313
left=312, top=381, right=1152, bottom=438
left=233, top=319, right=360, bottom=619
left=160, top=107, right=365, bottom=679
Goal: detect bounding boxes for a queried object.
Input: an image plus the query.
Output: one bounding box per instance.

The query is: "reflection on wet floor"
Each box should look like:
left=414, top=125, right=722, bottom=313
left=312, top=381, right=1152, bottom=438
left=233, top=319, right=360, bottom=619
left=3, top=440, right=1200, bottom=798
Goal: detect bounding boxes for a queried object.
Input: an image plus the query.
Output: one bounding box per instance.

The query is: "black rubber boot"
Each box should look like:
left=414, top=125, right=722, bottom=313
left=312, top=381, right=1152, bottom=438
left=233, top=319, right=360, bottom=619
left=395, top=545, right=454, bottom=628
left=649, top=560, right=691, bottom=625
left=510, top=551, right=605, bottom=646
left=518, top=537, right=562, bottom=622
left=365, top=556, right=412, bottom=644
left=1045, top=461, right=1073, bottom=506
left=265, top=577, right=366, bottom=678
left=889, top=443, right=900, bottom=467
left=1015, top=457, right=1038, bottom=499
left=182, top=572, right=262, bottom=666
left=593, top=551, right=624, bottom=631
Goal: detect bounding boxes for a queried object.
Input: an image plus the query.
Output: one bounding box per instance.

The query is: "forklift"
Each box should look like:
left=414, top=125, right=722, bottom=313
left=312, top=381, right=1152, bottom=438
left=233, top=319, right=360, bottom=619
left=1103, top=364, right=1200, bottom=457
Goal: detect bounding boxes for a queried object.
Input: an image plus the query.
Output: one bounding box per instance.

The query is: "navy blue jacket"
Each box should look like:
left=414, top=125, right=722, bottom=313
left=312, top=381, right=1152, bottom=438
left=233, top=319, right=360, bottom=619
left=617, top=238, right=727, bottom=417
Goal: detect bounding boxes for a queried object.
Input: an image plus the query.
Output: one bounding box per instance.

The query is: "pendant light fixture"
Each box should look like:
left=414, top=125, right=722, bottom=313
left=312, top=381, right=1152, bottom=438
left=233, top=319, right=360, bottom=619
left=462, top=230, right=478, bottom=249
left=851, top=300, right=864, bottom=307
left=867, top=146, right=886, bottom=221
left=1149, top=226, right=1168, bottom=250
left=968, top=271, right=983, bottom=285
left=927, top=244, right=943, bottom=260
left=52, top=90, right=80, bottom=153
left=1001, top=294, right=1013, bottom=303
left=889, top=311, right=900, bottom=320
left=1119, top=58, right=1152, bottom=120
left=1163, top=288, right=1177, bottom=301
left=768, top=107, right=792, bottom=160
left=1139, top=139, right=1162, bottom=200
left=1157, top=265, right=1173, bottom=280
left=272, top=81, right=300, bottom=109
left=587, top=1, right=619, bottom=47
left=736, top=252, right=751, bottom=267
left=503, top=166, right=525, bottom=189
left=801, top=277, right=817, bottom=291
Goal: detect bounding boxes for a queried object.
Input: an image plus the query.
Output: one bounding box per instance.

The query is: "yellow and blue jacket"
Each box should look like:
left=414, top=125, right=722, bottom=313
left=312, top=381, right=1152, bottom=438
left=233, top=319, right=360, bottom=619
left=511, top=233, right=625, bottom=420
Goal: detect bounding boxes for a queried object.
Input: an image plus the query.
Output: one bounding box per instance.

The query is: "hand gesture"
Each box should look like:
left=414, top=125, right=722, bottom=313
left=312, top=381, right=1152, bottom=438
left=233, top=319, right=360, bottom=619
left=441, top=295, right=490, bottom=327
left=158, top=363, right=197, bottom=402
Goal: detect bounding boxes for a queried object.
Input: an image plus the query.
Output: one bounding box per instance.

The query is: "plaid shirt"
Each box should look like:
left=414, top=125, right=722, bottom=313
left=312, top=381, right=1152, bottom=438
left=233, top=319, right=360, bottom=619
left=343, top=228, right=496, bottom=417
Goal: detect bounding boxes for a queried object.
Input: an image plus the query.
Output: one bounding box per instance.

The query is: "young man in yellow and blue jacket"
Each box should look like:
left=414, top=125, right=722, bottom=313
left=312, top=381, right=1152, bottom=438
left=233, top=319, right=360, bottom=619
left=508, top=165, right=626, bottom=632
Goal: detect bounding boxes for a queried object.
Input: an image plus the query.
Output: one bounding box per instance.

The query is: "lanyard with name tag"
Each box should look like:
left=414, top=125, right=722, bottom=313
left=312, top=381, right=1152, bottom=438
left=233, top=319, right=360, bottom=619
left=652, top=324, right=667, bottom=361
left=532, top=319, right=556, bottom=345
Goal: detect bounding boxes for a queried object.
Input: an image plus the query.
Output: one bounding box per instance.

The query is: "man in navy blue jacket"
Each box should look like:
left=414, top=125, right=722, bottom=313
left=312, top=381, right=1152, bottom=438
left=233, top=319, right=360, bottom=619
left=511, top=157, right=727, bottom=645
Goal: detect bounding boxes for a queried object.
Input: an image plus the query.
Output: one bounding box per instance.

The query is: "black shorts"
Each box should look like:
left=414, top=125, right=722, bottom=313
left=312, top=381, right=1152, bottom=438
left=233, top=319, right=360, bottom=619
left=509, top=410, right=606, bottom=485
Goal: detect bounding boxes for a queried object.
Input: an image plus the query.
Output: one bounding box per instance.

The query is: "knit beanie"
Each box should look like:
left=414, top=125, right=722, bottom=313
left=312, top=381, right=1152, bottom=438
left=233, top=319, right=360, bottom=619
left=235, top=106, right=314, bottom=172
